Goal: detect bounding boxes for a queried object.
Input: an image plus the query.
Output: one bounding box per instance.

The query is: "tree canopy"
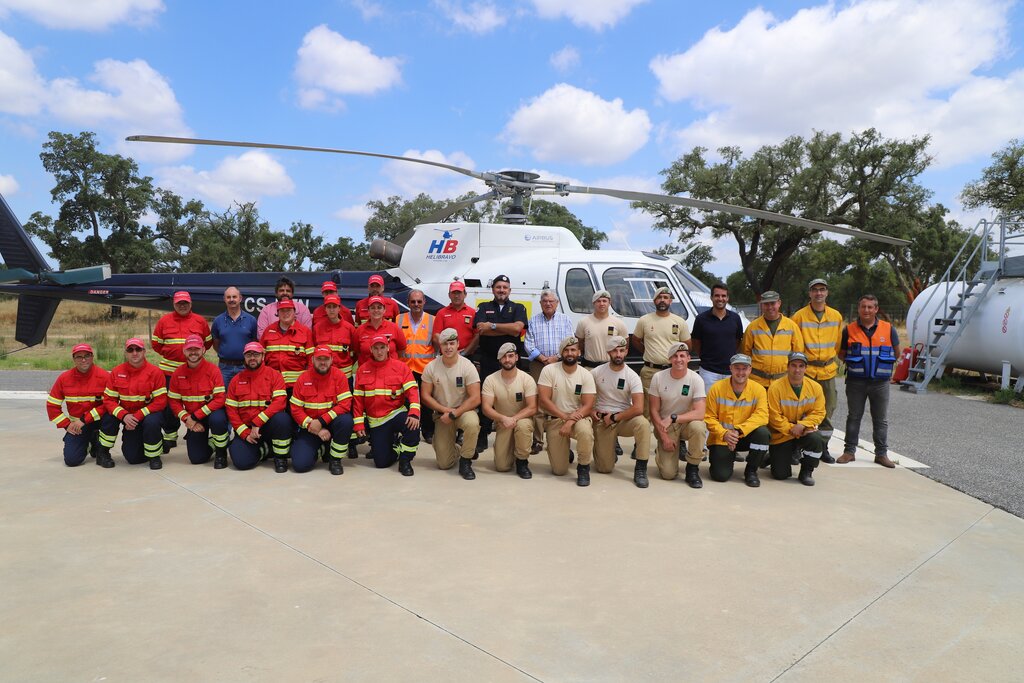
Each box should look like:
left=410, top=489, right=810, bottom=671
left=962, top=139, right=1024, bottom=220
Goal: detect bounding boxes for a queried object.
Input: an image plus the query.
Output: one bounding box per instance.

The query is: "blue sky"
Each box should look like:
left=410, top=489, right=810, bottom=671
left=2, top=0, right=1024, bottom=277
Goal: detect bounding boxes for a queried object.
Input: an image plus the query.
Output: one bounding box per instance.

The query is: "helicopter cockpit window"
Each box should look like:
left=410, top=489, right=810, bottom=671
left=565, top=268, right=596, bottom=313
left=603, top=268, right=688, bottom=319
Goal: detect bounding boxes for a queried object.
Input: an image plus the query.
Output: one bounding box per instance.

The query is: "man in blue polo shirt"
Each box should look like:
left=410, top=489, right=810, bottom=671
left=211, top=286, right=258, bottom=385
left=689, top=282, right=744, bottom=388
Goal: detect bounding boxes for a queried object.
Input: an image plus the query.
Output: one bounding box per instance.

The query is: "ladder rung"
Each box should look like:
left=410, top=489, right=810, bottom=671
left=934, top=319, right=957, bottom=325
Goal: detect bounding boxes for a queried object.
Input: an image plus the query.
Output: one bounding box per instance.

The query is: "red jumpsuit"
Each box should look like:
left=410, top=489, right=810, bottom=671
left=168, top=358, right=229, bottom=463
left=354, top=295, right=400, bottom=326
left=353, top=320, right=406, bottom=366
left=101, top=360, right=167, bottom=463
left=151, top=312, right=213, bottom=376
left=313, top=317, right=358, bottom=377
left=352, top=357, right=420, bottom=468
left=260, top=321, right=313, bottom=387
left=47, top=364, right=109, bottom=429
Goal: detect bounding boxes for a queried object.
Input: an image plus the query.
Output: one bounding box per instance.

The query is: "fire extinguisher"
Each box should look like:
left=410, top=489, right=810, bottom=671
left=891, top=343, right=923, bottom=383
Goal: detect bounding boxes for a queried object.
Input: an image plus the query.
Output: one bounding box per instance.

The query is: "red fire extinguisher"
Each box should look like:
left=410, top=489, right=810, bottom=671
left=891, top=343, right=923, bottom=383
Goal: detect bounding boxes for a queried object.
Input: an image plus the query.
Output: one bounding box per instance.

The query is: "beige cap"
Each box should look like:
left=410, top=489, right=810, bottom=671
left=438, top=328, right=459, bottom=343
left=558, top=335, right=580, bottom=354
left=653, top=286, right=673, bottom=299
left=605, top=335, right=628, bottom=352
left=667, top=341, right=689, bottom=357
left=497, top=342, right=518, bottom=359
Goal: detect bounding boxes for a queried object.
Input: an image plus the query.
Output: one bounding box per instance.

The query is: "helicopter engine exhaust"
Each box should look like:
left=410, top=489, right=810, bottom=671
left=370, top=239, right=403, bottom=267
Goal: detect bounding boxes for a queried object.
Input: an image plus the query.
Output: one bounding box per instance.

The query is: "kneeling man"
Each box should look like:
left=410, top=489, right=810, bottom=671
left=421, top=328, right=481, bottom=480
left=481, top=343, right=537, bottom=479
left=705, top=354, right=770, bottom=487
left=767, top=352, right=826, bottom=486
left=537, top=336, right=595, bottom=487
left=648, top=342, right=708, bottom=488
left=592, top=336, right=651, bottom=488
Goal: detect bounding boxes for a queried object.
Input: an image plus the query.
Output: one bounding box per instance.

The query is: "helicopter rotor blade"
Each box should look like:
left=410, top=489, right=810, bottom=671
left=564, top=184, right=911, bottom=247
left=421, top=191, right=499, bottom=224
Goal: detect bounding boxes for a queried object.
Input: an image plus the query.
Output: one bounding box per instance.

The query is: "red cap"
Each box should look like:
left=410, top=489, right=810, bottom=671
left=183, top=334, right=204, bottom=350
left=125, top=337, right=145, bottom=350
left=449, top=281, right=466, bottom=292
left=367, top=295, right=385, bottom=307
left=368, top=274, right=385, bottom=286
left=277, top=299, right=296, bottom=310
left=323, top=294, right=341, bottom=306
left=243, top=342, right=265, bottom=354
left=313, top=345, right=332, bottom=358
left=370, top=335, right=389, bottom=346
left=71, top=343, right=94, bottom=356
left=321, top=280, right=338, bottom=292
left=173, top=291, right=191, bottom=304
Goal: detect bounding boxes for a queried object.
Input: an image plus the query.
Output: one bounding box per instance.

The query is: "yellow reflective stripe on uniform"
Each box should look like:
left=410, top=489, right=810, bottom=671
left=804, top=342, right=835, bottom=349
left=88, top=408, right=101, bottom=422
left=140, top=407, right=151, bottom=417
left=282, top=370, right=302, bottom=383
left=226, top=399, right=268, bottom=408
left=173, top=394, right=211, bottom=402
left=272, top=390, right=287, bottom=398
left=402, top=380, right=416, bottom=391
left=212, top=386, right=225, bottom=394
left=60, top=396, right=99, bottom=403
left=153, top=387, right=167, bottom=397
left=751, top=349, right=790, bottom=356
left=718, top=398, right=755, bottom=407
left=367, top=407, right=404, bottom=427
left=800, top=321, right=839, bottom=329
left=751, top=329, right=793, bottom=335
left=256, top=411, right=269, bottom=424
left=151, top=335, right=166, bottom=343
left=779, top=398, right=817, bottom=408
left=104, top=387, right=120, bottom=398
left=46, top=395, right=63, bottom=405
left=50, top=413, right=68, bottom=425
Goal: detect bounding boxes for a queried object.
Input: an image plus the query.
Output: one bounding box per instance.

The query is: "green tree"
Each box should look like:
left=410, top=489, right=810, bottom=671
left=364, top=193, right=492, bottom=243
left=961, top=139, right=1024, bottom=219
left=314, top=236, right=378, bottom=270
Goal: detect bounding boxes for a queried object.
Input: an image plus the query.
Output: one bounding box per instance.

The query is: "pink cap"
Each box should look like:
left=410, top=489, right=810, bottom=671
left=313, top=345, right=332, bottom=358
left=449, top=281, right=466, bottom=292
left=125, top=337, right=145, bottom=350
left=277, top=299, right=296, bottom=310
left=321, top=280, right=338, bottom=292
left=183, top=334, right=204, bottom=350
left=173, top=291, right=191, bottom=304
left=367, top=295, right=385, bottom=307
left=71, top=343, right=94, bottom=356
left=323, top=294, right=341, bottom=306
left=370, top=335, right=389, bottom=346
left=243, top=342, right=265, bottom=354
left=368, top=274, right=385, bottom=286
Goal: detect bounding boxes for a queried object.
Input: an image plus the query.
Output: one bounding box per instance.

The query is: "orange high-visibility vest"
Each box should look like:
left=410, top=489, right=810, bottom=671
left=396, top=312, right=435, bottom=374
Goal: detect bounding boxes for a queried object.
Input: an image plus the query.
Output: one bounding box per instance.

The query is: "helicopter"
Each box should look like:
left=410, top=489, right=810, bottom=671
left=0, top=135, right=910, bottom=349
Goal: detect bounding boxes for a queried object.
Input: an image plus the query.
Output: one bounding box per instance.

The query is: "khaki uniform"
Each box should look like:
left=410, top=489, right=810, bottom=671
left=649, top=369, right=708, bottom=479
left=422, top=355, right=480, bottom=470
left=575, top=314, right=629, bottom=365
left=481, top=369, right=536, bottom=472
left=591, top=363, right=650, bottom=473
left=538, top=363, right=595, bottom=475
left=633, top=312, right=690, bottom=417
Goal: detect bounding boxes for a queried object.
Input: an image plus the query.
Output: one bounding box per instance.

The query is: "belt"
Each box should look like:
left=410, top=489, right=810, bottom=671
left=751, top=368, right=785, bottom=380
left=580, top=359, right=601, bottom=368
left=219, top=359, right=244, bottom=366
left=808, top=358, right=836, bottom=367
left=643, top=361, right=669, bottom=370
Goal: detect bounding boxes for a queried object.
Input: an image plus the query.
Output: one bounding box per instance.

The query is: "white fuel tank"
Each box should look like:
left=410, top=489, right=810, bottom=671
left=907, top=279, right=1024, bottom=375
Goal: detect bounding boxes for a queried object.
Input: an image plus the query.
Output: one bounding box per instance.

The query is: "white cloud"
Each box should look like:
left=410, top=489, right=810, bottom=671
left=156, top=151, right=296, bottom=207
left=434, top=0, right=506, bottom=33
left=0, top=0, right=163, bottom=30
left=650, top=0, right=1024, bottom=168
left=0, top=173, right=19, bottom=195
left=294, top=25, right=402, bottom=110
left=530, top=0, right=647, bottom=30
left=350, top=0, right=383, bottom=20
left=550, top=45, right=580, bottom=73
left=382, top=148, right=478, bottom=198
left=334, top=203, right=373, bottom=226
left=0, top=30, right=48, bottom=115
left=502, top=83, right=651, bottom=165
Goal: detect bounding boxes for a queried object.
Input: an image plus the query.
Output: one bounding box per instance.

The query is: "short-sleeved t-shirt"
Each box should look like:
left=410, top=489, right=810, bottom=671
left=538, top=363, right=595, bottom=415
left=575, top=314, right=629, bottom=363
left=690, top=309, right=744, bottom=374
left=433, top=304, right=478, bottom=350
left=633, top=313, right=691, bottom=364
left=422, top=355, right=480, bottom=410
left=649, top=369, right=706, bottom=420
left=482, top=369, right=537, bottom=416
left=591, top=362, right=643, bottom=414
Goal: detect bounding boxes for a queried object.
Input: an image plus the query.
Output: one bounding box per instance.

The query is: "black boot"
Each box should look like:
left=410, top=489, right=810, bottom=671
left=149, top=455, right=163, bottom=470
left=515, top=458, right=532, bottom=479
left=329, top=457, right=344, bottom=476
left=633, top=459, right=649, bottom=488
left=459, top=457, right=476, bottom=480
left=615, top=439, right=623, bottom=457
left=274, top=457, right=288, bottom=473
left=820, top=449, right=836, bottom=464
left=576, top=463, right=590, bottom=487
left=569, top=449, right=575, bottom=464
left=744, top=460, right=761, bottom=488
left=798, top=461, right=815, bottom=486
left=398, top=455, right=415, bottom=476
left=213, top=447, right=227, bottom=470
left=684, top=463, right=703, bottom=489
left=95, top=447, right=115, bottom=469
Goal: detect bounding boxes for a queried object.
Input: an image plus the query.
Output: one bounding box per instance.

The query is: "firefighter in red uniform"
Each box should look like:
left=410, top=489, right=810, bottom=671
left=168, top=334, right=229, bottom=468
left=354, top=274, right=400, bottom=326
left=312, top=280, right=354, bottom=328
left=290, top=345, right=354, bottom=475
left=46, top=343, right=111, bottom=467
left=352, top=335, right=420, bottom=475
left=225, top=342, right=293, bottom=472
left=100, top=337, right=168, bottom=469
left=354, top=296, right=406, bottom=365
left=151, top=290, right=213, bottom=453
left=260, top=298, right=313, bottom=389
left=313, top=294, right=357, bottom=379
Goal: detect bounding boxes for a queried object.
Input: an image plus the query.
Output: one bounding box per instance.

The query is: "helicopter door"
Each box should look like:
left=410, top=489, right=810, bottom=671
left=558, top=264, right=598, bottom=315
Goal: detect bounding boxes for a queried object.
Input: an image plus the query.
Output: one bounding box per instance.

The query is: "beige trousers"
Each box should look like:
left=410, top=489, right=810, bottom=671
left=593, top=416, right=651, bottom=473
left=433, top=411, right=480, bottom=470
left=492, top=417, right=533, bottom=472
left=655, top=420, right=709, bottom=480
left=529, top=360, right=546, bottom=445
left=639, top=365, right=659, bottom=419
left=544, top=417, right=594, bottom=475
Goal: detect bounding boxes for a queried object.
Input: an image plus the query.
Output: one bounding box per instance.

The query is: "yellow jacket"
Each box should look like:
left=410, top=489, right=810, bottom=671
left=741, top=315, right=804, bottom=387
left=767, top=376, right=826, bottom=445
left=705, top=378, right=769, bottom=446
left=790, top=305, right=843, bottom=381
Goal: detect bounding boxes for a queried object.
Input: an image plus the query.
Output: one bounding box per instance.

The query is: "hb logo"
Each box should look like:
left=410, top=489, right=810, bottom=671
left=428, top=228, right=460, bottom=255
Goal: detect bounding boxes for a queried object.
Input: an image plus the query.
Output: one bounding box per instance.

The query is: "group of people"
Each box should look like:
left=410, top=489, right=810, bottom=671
left=46, top=273, right=898, bottom=489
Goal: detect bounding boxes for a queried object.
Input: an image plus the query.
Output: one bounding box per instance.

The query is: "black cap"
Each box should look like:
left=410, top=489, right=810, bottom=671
left=493, top=274, right=510, bottom=284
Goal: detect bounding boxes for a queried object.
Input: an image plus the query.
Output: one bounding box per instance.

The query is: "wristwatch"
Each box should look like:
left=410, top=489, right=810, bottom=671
left=670, top=414, right=678, bottom=424
left=490, top=322, right=496, bottom=330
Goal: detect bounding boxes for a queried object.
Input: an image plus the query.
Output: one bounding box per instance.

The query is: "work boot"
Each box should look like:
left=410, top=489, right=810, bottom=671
left=615, top=440, right=623, bottom=457
left=515, top=458, right=532, bottom=479
left=459, top=457, right=476, bottom=480
left=684, top=463, right=703, bottom=489
left=329, top=457, right=344, bottom=476
left=836, top=452, right=856, bottom=464
left=569, top=449, right=575, bottom=464
left=213, top=448, right=227, bottom=469
left=95, top=447, right=115, bottom=469
left=149, top=455, right=163, bottom=470
left=820, top=450, right=836, bottom=464
left=398, top=455, right=415, bottom=477
left=633, top=460, right=649, bottom=488
left=273, top=457, right=288, bottom=473
left=474, top=434, right=487, bottom=458
left=798, top=464, right=815, bottom=486
left=576, top=463, right=590, bottom=487
left=790, top=452, right=801, bottom=466
left=163, top=439, right=176, bottom=454
left=744, top=460, right=761, bottom=488
left=630, top=445, right=637, bottom=460
left=874, top=454, right=896, bottom=468
left=530, top=441, right=543, bottom=455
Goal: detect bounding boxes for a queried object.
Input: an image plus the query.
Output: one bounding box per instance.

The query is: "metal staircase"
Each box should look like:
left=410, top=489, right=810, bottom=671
left=901, top=217, right=1020, bottom=393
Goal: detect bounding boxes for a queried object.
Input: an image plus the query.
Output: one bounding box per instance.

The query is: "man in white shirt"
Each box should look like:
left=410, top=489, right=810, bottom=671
left=537, top=336, right=596, bottom=487
left=421, top=328, right=481, bottom=480
left=648, top=342, right=709, bottom=488
left=591, top=336, right=651, bottom=488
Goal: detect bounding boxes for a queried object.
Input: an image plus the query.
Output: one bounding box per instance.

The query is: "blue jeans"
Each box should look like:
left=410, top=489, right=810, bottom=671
left=219, top=363, right=244, bottom=387
left=844, top=379, right=889, bottom=457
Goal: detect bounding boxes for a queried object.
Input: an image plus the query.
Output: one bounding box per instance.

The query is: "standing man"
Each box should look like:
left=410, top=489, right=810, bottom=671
left=290, top=346, right=354, bottom=475
left=168, top=334, right=229, bottom=468
left=768, top=352, right=826, bottom=486
left=313, top=293, right=357, bottom=379
left=151, top=290, right=212, bottom=453
left=690, top=283, right=744, bottom=388
left=790, top=279, right=843, bottom=463
left=260, top=299, right=313, bottom=389
left=211, top=286, right=258, bottom=387
left=224, top=342, right=293, bottom=472
left=537, top=336, right=596, bottom=487
left=257, top=276, right=313, bottom=338
left=421, top=328, right=481, bottom=480
left=354, top=296, right=406, bottom=365
left=354, top=274, right=400, bottom=326
left=433, top=280, right=478, bottom=354
left=837, top=294, right=899, bottom=468
left=704, top=354, right=770, bottom=487
left=591, top=336, right=651, bottom=488
left=352, top=336, right=420, bottom=475
left=474, top=275, right=528, bottom=453
left=742, top=290, right=804, bottom=390
left=648, top=342, right=709, bottom=488
left=525, top=289, right=574, bottom=455
left=632, top=287, right=691, bottom=418
left=100, top=338, right=167, bottom=469
left=312, top=280, right=354, bottom=328
left=46, top=343, right=111, bottom=468
left=397, top=289, right=437, bottom=443
left=481, top=343, right=537, bottom=479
